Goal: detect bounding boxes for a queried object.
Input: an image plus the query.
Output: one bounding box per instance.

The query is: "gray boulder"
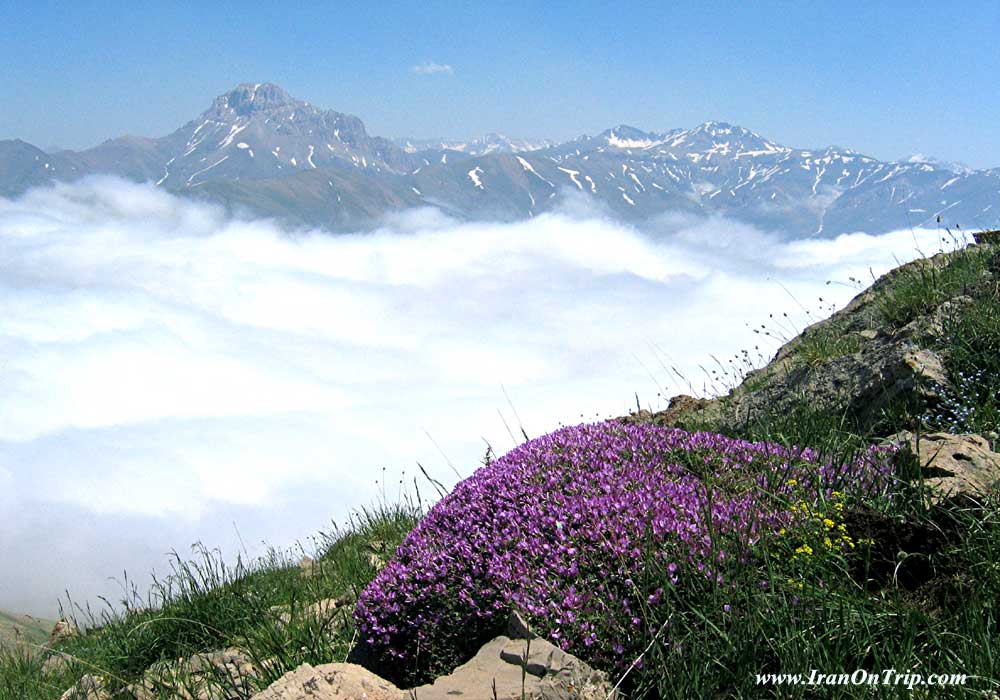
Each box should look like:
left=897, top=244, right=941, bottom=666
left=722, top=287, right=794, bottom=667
left=250, top=663, right=404, bottom=700
left=252, top=613, right=617, bottom=700
left=892, top=431, right=1000, bottom=502
left=410, top=633, right=616, bottom=699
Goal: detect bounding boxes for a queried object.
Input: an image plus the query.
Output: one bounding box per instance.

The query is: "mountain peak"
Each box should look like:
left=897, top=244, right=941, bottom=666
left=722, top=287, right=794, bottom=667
left=210, top=83, right=296, bottom=117
left=688, top=120, right=745, bottom=137
left=600, top=125, right=664, bottom=149
left=905, top=153, right=972, bottom=174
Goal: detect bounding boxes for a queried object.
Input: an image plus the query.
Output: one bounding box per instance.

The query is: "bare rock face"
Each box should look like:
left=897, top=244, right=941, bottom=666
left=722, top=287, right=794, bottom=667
left=250, top=663, right=404, bottom=700
left=974, top=229, right=1000, bottom=245
left=892, top=431, right=1000, bottom=501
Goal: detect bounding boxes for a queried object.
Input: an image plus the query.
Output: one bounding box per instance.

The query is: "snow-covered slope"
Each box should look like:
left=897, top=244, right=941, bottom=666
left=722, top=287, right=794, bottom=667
left=3, top=84, right=998, bottom=235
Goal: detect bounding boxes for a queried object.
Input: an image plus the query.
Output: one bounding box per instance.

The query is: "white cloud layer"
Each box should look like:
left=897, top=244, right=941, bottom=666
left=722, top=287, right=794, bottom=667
left=412, top=61, right=454, bottom=75
left=0, top=177, right=948, bottom=616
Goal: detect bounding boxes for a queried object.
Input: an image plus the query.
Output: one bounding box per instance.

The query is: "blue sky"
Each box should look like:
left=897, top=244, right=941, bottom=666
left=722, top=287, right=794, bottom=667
left=3, top=1, right=999, bottom=167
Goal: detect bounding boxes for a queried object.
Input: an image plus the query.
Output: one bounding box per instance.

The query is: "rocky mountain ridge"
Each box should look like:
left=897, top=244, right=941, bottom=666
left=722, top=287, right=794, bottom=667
left=3, top=83, right=999, bottom=234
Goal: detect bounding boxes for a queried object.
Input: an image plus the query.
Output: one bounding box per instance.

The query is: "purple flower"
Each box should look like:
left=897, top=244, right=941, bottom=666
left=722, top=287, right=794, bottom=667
left=354, top=421, right=895, bottom=682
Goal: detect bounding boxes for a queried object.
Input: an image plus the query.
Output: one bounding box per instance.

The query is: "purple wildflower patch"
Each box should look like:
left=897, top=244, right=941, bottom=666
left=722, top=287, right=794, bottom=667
left=354, top=422, right=894, bottom=683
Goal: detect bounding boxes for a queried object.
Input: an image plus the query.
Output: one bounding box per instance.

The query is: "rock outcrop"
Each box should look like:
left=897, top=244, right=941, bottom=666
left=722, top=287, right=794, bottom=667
left=631, top=245, right=998, bottom=442
left=59, top=674, right=107, bottom=700
left=408, top=633, right=615, bottom=700
left=59, top=649, right=259, bottom=700
left=252, top=613, right=617, bottom=700
left=893, top=431, right=1000, bottom=501
left=269, top=594, right=353, bottom=630
left=48, top=619, right=79, bottom=646
left=251, top=663, right=403, bottom=700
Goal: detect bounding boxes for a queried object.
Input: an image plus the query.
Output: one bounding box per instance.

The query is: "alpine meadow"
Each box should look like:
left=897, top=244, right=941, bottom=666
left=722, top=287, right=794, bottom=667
left=2, top=3, right=999, bottom=699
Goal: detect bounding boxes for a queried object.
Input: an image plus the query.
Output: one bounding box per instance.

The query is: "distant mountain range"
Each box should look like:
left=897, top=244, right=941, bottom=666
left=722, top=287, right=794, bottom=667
left=393, top=133, right=557, bottom=157
left=3, top=82, right=998, bottom=235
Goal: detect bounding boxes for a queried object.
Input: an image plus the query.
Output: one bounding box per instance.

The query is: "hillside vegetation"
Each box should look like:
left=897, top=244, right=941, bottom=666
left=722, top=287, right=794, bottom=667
left=0, top=611, right=51, bottom=651
left=2, top=232, right=999, bottom=699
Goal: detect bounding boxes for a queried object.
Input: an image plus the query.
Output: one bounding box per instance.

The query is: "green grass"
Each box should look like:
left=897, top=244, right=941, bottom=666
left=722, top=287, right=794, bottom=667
left=0, top=499, right=420, bottom=700
left=876, top=241, right=996, bottom=330
left=0, top=611, right=51, bottom=651
left=927, top=293, right=1000, bottom=443
left=5, top=454, right=998, bottom=700
left=794, top=320, right=863, bottom=368
left=638, top=239, right=1000, bottom=697
left=626, top=489, right=1000, bottom=699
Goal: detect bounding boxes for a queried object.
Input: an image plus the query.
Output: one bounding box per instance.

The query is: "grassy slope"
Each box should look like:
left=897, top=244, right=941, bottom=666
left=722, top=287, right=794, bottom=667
left=0, top=610, right=51, bottom=649
left=0, top=502, right=420, bottom=700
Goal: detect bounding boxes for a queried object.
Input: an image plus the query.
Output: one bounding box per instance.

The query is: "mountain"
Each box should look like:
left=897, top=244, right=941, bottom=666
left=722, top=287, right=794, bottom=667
left=394, top=133, right=555, bottom=157
left=0, top=609, right=51, bottom=650
left=905, top=153, right=974, bottom=175
left=0, top=140, right=71, bottom=197
left=2, top=83, right=999, bottom=235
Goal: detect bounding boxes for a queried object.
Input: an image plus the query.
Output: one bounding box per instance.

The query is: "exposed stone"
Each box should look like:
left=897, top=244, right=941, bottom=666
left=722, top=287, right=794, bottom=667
left=974, top=229, right=1000, bottom=245
left=126, top=648, right=257, bottom=700
left=623, top=394, right=714, bottom=429
left=269, top=594, right=353, bottom=629
left=250, top=662, right=404, bottom=700
left=48, top=619, right=79, bottom=646
left=298, top=555, right=316, bottom=576
left=892, top=431, right=1000, bottom=501
left=506, top=610, right=533, bottom=639
left=255, top=624, right=616, bottom=700
left=40, top=649, right=74, bottom=675
left=59, top=674, right=108, bottom=700
left=410, top=633, right=618, bottom=700
left=367, top=539, right=389, bottom=572
left=901, top=349, right=950, bottom=394
left=683, top=280, right=965, bottom=438
left=617, top=246, right=1000, bottom=439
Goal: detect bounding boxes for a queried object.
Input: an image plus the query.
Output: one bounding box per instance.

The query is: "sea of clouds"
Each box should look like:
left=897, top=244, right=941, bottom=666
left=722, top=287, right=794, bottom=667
left=0, top=177, right=949, bottom=616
